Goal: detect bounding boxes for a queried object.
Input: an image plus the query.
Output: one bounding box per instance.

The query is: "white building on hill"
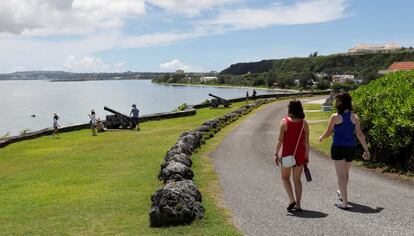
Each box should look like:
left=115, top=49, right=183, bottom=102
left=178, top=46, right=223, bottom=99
left=332, top=74, right=355, bottom=83
left=348, top=43, right=400, bottom=53
left=200, top=76, right=217, bottom=82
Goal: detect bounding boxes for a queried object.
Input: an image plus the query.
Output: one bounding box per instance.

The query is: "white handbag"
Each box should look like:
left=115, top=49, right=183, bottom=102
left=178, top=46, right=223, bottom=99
left=281, top=155, right=296, bottom=168
left=281, top=121, right=304, bottom=168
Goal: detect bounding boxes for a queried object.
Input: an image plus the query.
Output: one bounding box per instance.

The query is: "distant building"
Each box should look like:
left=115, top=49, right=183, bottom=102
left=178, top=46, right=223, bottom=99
left=176, top=69, right=185, bottom=75
left=378, top=61, right=414, bottom=74
left=348, top=43, right=400, bottom=53
left=294, top=79, right=300, bottom=85
left=200, top=76, right=217, bottom=82
left=314, top=72, right=329, bottom=78
left=332, top=74, right=355, bottom=83
left=388, top=61, right=414, bottom=71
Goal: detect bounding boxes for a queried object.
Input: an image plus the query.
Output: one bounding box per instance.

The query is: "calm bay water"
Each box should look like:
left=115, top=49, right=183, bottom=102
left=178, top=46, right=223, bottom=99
left=0, top=80, right=287, bottom=136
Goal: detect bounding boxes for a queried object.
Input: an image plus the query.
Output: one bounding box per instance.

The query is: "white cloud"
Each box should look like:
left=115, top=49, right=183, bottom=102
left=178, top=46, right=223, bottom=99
left=72, top=0, right=146, bottom=16
left=0, top=0, right=146, bottom=35
left=0, top=0, right=350, bottom=72
left=148, top=0, right=236, bottom=16
left=0, top=0, right=235, bottom=36
left=63, top=55, right=125, bottom=72
left=120, top=30, right=207, bottom=48
left=0, top=31, right=202, bottom=72
left=160, top=59, right=202, bottom=72
left=201, top=0, right=348, bottom=30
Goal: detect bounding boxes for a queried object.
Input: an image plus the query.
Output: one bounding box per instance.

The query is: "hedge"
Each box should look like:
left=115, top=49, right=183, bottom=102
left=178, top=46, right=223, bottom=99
left=352, top=71, right=414, bottom=171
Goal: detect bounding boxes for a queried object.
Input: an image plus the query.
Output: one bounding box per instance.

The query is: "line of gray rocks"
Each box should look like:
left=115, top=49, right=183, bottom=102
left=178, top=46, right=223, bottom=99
left=149, top=99, right=270, bottom=227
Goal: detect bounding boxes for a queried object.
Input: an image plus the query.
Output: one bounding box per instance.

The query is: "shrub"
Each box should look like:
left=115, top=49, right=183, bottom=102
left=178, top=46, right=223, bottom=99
left=352, top=71, right=414, bottom=170
left=315, top=80, right=331, bottom=90
left=173, top=103, right=188, bottom=112
left=332, top=80, right=358, bottom=91
left=201, top=99, right=211, bottom=105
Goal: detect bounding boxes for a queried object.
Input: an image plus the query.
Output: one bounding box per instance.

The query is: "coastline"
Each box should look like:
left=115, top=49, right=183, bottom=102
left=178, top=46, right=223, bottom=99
left=49, top=78, right=151, bottom=82
left=153, top=81, right=299, bottom=93
left=0, top=91, right=331, bottom=148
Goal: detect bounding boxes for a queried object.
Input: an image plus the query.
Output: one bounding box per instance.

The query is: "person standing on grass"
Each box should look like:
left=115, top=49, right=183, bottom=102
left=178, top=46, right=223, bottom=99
left=319, top=92, right=370, bottom=210
left=97, top=118, right=105, bottom=133
left=88, top=109, right=97, bottom=136
left=274, top=100, right=310, bottom=211
left=246, top=91, right=249, bottom=103
left=252, top=89, right=257, bottom=100
left=52, top=113, right=60, bottom=138
left=129, top=104, right=140, bottom=131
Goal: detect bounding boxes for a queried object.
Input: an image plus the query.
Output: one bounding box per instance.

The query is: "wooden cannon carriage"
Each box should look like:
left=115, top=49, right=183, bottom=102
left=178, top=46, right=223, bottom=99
left=104, top=106, right=131, bottom=129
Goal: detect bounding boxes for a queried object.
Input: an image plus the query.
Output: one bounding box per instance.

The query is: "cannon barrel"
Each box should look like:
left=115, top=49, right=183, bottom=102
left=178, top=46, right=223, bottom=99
left=104, top=106, right=129, bottom=118
left=208, top=93, right=228, bottom=101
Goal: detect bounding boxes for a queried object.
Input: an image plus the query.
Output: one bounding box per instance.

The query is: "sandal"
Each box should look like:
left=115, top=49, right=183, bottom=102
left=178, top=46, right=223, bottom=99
left=294, top=207, right=303, bottom=212
left=337, top=190, right=343, bottom=202
left=334, top=203, right=350, bottom=210
left=287, top=201, right=296, bottom=210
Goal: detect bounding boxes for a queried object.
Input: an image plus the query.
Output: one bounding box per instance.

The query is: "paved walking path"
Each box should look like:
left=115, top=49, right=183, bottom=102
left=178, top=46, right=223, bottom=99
left=211, top=98, right=414, bottom=236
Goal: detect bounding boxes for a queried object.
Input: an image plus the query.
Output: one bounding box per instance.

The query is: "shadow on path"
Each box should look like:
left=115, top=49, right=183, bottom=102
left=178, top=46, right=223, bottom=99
left=287, top=209, right=328, bottom=218
left=347, top=202, right=384, bottom=214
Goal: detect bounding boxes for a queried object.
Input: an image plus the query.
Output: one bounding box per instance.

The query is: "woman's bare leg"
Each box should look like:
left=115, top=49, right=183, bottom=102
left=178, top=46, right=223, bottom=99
left=344, top=161, right=352, bottom=203
left=281, top=167, right=295, bottom=204
left=292, top=165, right=304, bottom=208
left=334, top=160, right=348, bottom=207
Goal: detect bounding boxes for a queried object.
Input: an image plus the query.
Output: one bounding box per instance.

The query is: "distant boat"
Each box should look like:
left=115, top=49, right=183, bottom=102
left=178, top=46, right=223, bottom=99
left=30, top=114, right=36, bottom=118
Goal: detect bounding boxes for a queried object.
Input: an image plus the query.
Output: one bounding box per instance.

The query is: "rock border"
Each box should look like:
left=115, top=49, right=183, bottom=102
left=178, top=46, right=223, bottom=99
left=149, top=98, right=272, bottom=227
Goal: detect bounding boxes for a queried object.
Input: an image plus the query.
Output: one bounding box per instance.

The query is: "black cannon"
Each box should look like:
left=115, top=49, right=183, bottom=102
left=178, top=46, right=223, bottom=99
left=208, top=93, right=231, bottom=108
left=104, top=106, right=130, bottom=129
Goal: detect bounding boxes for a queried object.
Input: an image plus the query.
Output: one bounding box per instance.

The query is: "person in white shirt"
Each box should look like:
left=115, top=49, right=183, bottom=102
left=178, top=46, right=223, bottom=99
left=88, top=109, right=97, bottom=136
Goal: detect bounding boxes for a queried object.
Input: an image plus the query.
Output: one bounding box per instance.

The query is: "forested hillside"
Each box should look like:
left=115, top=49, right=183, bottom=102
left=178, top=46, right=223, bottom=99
left=221, top=50, right=414, bottom=80
left=153, top=50, right=414, bottom=89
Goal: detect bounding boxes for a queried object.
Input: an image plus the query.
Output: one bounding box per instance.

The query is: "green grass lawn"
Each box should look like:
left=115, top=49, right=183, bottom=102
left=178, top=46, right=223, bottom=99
left=0, top=102, right=262, bottom=235
left=303, top=105, right=332, bottom=155
left=308, top=122, right=331, bottom=155
left=302, top=103, right=322, bottom=111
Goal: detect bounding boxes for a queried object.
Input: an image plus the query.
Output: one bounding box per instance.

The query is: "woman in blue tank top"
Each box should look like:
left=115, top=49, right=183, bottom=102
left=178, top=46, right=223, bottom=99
left=319, top=92, right=370, bottom=210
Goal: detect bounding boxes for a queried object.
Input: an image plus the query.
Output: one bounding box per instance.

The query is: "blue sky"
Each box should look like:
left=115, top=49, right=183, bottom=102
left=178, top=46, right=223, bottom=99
left=0, top=0, right=413, bottom=73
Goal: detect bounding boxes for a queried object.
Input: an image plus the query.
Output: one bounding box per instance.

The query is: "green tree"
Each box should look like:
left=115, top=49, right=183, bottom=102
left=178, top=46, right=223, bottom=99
left=299, top=72, right=314, bottom=89
left=315, top=80, right=331, bottom=90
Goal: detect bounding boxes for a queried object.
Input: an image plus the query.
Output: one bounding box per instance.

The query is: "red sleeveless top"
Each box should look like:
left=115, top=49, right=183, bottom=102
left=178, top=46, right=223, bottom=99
left=282, top=116, right=306, bottom=166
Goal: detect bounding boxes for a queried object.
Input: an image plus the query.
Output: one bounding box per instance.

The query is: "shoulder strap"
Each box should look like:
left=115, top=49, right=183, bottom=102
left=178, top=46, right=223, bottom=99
left=293, top=121, right=305, bottom=157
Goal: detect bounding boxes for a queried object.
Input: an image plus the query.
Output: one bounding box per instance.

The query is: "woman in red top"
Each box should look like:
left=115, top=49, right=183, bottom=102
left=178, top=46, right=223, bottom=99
left=275, top=100, right=310, bottom=211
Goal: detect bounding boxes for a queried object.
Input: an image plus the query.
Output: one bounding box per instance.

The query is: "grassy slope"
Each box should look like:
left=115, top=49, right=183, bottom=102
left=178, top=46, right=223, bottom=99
left=0, top=102, right=261, bottom=235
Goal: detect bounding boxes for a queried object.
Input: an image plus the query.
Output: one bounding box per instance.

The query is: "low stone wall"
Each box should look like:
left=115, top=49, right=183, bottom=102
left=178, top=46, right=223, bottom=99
left=0, top=108, right=197, bottom=148
left=139, top=107, right=196, bottom=122
left=149, top=99, right=271, bottom=227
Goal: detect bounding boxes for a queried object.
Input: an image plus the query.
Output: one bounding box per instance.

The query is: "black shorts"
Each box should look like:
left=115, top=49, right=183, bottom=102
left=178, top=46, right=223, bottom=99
left=331, top=146, right=357, bottom=162
left=131, top=117, right=139, bottom=125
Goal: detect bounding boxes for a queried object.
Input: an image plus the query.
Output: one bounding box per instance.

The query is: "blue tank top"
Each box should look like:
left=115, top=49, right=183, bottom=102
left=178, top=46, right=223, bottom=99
left=333, top=112, right=357, bottom=147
